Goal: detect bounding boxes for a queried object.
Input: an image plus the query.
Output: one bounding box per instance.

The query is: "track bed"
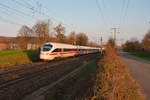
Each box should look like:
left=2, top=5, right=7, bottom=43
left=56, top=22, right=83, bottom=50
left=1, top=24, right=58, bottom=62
left=0, top=53, right=99, bottom=100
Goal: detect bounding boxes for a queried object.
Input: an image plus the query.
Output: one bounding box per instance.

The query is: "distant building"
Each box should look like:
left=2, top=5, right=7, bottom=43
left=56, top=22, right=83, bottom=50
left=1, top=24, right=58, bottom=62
left=0, top=36, right=39, bottom=50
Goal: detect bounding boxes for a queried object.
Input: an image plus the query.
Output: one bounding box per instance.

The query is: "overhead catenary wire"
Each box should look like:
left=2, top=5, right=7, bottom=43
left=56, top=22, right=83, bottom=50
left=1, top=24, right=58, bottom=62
left=11, top=0, right=62, bottom=26
left=124, top=0, right=130, bottom=18
left=11, top=0, right=42, bottom=20
left=120, top=0, right=131, bottom=27
left=0, top=16, right=23, bottom=26
left=19, top=0, right=75, bottom=30
left=96, top=0, right=108, bottom=28
left=102, top=0, right=106, bottom=8
left=0, top=3, right=34, bottom=19
left=1, top=0, right=78, bottom=33
left=34, top=0, right=76, bottom=30
left=119, top=0, right=126, bottom=27
left=0, top=5, right=34, bottom=24
left=0, top=2, right=39, bottom=27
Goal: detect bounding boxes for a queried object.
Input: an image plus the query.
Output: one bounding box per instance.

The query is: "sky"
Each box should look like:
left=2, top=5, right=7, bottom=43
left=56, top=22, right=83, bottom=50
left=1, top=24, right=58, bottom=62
left=0, top=0, right=150, bottom=45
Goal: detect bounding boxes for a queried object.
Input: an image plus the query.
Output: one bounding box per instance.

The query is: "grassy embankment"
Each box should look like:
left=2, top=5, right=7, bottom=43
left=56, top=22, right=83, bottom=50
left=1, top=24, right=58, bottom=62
left=89, top=46, right=145, bottom=100
left=45, top=46, right=145, bottom=100
left=123, top=48, right=150, bottom=61
left=0, top=50, right=39, bottom=68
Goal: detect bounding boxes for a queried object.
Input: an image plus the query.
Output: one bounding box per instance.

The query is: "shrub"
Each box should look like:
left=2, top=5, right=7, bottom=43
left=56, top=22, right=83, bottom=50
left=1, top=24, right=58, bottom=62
left=91, top=45, right=144, bottom=100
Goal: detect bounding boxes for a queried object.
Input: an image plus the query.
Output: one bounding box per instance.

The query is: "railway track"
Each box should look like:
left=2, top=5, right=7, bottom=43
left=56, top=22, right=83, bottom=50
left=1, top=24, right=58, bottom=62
left=0, top=54, right=99, bottom=100
left=0, top=54, right=97, bottom=100
left=0, top=57, right=79, bottom=88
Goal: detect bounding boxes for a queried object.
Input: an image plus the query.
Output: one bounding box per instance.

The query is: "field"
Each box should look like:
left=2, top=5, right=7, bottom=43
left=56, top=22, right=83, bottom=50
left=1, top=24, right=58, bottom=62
left=0, top=50, right=39, bottom=68
left=123, top=48, right=150, bottom=61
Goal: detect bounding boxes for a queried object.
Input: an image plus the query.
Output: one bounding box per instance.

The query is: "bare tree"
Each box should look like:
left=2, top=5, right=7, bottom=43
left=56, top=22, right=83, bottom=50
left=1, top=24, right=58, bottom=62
left=54, top=24, right=66, bottom=43
left=17, top=25, right=32, bottom=49
left=67, top=31, right=76, bottom=45
left=76, top=33, right=88, bottom=46
left=88, top=42, right=98, bottom=47
left=33, top=20, right=51, bottom=47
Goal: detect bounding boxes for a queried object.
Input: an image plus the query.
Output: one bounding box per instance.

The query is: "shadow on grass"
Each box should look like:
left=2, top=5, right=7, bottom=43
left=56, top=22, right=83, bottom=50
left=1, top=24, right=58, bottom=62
left=23, top=49, right=40, bottom=62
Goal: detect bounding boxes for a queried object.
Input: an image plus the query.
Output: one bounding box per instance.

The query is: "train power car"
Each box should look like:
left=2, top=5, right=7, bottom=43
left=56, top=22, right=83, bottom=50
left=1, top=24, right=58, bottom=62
left=40, top=42, right=100, bottom=61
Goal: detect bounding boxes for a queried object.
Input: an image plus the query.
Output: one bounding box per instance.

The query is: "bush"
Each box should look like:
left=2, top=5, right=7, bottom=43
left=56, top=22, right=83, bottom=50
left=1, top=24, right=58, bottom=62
left=84, top=45, right=145, bottom=100
left=93, top=45, right=144, bottom=100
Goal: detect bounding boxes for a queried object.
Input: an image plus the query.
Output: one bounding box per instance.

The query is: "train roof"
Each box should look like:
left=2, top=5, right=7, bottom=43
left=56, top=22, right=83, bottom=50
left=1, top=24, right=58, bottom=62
left=44, top=42, right=100, bottom=49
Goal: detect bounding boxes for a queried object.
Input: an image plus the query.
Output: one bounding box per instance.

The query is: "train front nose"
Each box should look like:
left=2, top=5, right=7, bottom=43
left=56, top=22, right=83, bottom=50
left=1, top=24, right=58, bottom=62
left=40, top=44, right=53, bottom=60
left=40, top=52, right=49, bottom=60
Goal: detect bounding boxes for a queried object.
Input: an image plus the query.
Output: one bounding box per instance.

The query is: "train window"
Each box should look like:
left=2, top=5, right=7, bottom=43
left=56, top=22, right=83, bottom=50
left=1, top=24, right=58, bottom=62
left=52, top=48, right=61, bottom=52
left=63, top=48, right=77, bottom=52
left=43, top=44, right=52, bottom=47
left=73, top=49, right=77, bottom=51
left=42, top=44, right=53, bottom=51
left=70, top=49, right=76, bottom=51
left=64, top=49, right=69, bottom=52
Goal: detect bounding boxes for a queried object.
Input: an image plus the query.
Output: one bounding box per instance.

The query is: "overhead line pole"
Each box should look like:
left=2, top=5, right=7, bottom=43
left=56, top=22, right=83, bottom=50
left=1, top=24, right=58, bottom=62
left=112, top=28, right=120, bottom=46
left=100, top=35, right=103, bottom=55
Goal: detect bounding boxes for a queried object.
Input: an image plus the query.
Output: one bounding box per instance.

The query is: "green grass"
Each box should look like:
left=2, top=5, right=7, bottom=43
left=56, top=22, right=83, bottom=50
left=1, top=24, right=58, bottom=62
left=45, top=60, right=98, bottom=100
left=123, top=48, right=150, bottom=61
left=0, top=50, right=39, bottom=68
left=76, top=60, right=97, bottom=79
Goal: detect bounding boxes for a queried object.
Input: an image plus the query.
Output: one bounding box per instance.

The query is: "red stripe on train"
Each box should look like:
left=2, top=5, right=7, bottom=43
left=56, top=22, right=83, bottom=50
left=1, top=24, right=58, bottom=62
left=49, top=53, right=58, bottom=55
left=49, top=52, right=81, bottom=55
left=60, top=52, right=77, bottom=54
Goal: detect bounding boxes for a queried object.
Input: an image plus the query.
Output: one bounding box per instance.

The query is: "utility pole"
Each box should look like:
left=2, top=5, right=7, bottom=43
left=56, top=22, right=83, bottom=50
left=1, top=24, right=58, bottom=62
left=112, top=28, right=120, bottom=46
left=100, top=35, right=103, bottom=55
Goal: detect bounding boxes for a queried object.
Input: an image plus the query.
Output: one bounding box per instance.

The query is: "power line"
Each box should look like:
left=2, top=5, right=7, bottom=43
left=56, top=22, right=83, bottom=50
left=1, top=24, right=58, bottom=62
left=0, top=16, right=23, bottom=26
left=119, top=0, right=126, bottom=27
left=112, top=28, right=120, bottom=45
left=11, top=0, right=40, bottom=19
left=23, top=0, right=76, bottom=30
left=0, top=0, right=77, bottom=32
left=0, top=2, right=37, bottom=26
left=18, top=1, right=66, bottom=23
left=22, top=0, right=35, bottom=9
left=120, top=0, right=131, bottom=27
left=124, top=0, right=130, bottom=17
left=102, top=0, right=106, bottom=8
left=0, top=2, right=40, bottom=27
left=0, top=3, right=33, bottom=18
left=0, top=5, right=34, bottom=23
left=11, top=0, right=61, bottom=25
left=12, top=0, right=32, bottom=9
left=96, top=0, right=107, bottom=27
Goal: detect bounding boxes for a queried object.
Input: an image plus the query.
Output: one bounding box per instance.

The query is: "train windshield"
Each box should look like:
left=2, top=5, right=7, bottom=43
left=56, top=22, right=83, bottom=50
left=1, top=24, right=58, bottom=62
left=42, top=44, right=52, bottom=51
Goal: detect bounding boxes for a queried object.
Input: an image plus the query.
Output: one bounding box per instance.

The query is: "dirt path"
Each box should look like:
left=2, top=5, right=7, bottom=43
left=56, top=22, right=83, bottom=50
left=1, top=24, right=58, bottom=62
left=120, top=52, right=150, bottom=100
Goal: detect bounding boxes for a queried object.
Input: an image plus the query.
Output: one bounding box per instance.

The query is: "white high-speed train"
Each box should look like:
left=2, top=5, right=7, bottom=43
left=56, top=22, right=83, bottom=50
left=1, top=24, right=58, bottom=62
left=40, top=42, right=101, bottom=60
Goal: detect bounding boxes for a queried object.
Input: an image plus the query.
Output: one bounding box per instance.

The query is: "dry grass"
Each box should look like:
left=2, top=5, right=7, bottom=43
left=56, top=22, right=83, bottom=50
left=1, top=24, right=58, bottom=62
left=84, top=45, right=145, bottom=100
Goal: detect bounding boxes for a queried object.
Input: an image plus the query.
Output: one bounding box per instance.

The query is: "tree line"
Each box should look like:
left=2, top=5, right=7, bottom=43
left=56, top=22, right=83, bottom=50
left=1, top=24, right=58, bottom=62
left=123, top=30, right=150, bottom=51
left=17, top=20, right=98, bottom=49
